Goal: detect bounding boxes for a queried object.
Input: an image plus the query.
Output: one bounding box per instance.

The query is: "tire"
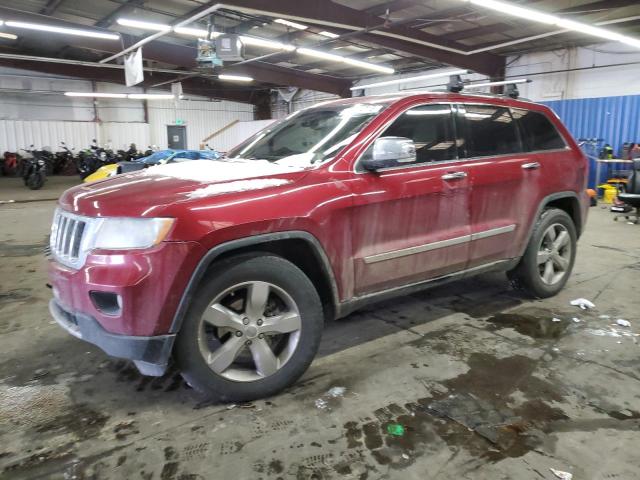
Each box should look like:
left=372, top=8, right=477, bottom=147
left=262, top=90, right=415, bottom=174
left=175, top=253, right=324, bottom=402
left=27, top=172, right=45, bottom=190
left=508, top=208, right=577, bottom=298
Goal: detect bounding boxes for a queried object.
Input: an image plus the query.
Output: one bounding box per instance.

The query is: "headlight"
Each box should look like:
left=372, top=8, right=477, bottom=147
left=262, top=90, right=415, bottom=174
left=93, top=218, right=174, bottom=250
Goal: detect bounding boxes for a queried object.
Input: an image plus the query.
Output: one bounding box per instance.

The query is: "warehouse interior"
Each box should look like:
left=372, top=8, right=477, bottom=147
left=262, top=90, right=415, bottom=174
left=1, top=1, right=640, bottom=479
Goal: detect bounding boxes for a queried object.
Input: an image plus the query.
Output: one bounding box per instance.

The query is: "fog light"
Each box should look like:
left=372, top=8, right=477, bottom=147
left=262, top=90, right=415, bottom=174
left=89, top=291, right=122, bottom=315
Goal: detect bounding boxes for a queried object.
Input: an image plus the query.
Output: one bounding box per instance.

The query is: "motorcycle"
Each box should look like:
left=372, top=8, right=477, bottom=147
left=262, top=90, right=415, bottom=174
left=20, top=146, right=47, bottom=190
left=2, top=151, right=21, bottom=176
left=52, top=142, right=76, bottom=175
left=76, top=141, right=119, bottom=179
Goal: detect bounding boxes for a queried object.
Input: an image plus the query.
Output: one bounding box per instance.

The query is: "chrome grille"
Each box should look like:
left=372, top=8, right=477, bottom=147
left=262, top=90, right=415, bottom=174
left=50, top=209, right=93, bottom=268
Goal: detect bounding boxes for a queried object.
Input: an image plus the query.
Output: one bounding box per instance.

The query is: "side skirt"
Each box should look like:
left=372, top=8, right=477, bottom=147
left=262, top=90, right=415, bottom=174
left=335, top=257, right=520, bottom=319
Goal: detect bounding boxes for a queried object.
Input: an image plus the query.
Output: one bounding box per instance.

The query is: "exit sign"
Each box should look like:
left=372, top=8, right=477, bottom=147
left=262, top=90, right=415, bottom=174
left=175, top=119, right=185, bottom=125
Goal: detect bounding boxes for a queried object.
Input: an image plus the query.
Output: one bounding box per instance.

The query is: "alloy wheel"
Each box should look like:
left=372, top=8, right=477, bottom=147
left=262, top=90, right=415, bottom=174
left=198, top=281, right=302, bottom=382
left=537, top=223, right=572, bottom=285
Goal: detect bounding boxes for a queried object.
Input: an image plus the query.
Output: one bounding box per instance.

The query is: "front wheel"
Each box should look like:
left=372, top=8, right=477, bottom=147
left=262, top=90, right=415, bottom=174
left=508, top=208, right=577, bottom=298
left=27, top=171, right=45, bottom=190
left=175, top=253, right=324, bottom=402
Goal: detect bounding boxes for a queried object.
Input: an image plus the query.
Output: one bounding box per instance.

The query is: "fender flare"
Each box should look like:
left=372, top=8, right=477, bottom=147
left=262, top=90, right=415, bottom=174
left=518, top=191, right=583, bottom=258
left=169, top=231, right=340, bottom=333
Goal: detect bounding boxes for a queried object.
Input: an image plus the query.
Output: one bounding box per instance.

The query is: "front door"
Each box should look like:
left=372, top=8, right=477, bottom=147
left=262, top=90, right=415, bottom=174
left=349, top=103, right=472, bottom=296
left=167, top=125, right=187, bottom=149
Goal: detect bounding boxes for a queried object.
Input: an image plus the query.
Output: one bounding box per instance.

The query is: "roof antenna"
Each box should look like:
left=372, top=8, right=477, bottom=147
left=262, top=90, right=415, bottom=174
left=447, top=74, right=464, bottom=93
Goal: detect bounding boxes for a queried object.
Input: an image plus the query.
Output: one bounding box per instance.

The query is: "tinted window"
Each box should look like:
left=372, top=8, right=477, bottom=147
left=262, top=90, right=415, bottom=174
left=460, top=105, right=520, bottom=157
left=381, top=104, right=457, bottom=163
left=512, top=109, right=566, bottom=151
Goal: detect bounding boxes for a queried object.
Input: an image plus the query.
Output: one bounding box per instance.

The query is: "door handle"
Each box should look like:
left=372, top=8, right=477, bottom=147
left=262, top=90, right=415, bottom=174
left=441, top=171, right=467, bottom=180
left=521, top=162, right=541, bottom=170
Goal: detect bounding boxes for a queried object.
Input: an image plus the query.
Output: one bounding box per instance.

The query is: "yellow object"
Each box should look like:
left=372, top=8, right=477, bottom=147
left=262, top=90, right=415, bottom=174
left=84, top=164, right=118, bottom=183
left=598, top=183, right=617, bottom=204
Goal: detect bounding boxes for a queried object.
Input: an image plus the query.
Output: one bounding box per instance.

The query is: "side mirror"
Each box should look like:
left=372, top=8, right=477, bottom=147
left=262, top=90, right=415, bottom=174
left=361, top=136, right=417, bottom=171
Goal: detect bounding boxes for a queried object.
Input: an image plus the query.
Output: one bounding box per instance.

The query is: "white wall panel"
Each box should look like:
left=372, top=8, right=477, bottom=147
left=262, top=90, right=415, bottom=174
left=99, top=122, right=150, bottom=150
left=147, top=98, right=255, bottom=150
left=0, top=120, right=97, bottom=152
left=507, top=42, right=640, bottom=101
left=212, top=119, right=276, bottom=152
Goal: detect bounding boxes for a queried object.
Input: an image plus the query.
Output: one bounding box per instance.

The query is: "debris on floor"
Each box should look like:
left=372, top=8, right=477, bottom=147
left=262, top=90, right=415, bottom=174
left=386, top=423, right=405, bottom=437
left=570, top=298, right=595, bottom=309
left=552, top=317, right=562, bottom=322
left=549, top=467, right=573, bottom=480
left=314, top=386, right=347, bottom=410
left=572, top=317, right=581, bottom=323
left=327, top=386, right=346, bottom=398
left=616, top=319, right=631, bottom=328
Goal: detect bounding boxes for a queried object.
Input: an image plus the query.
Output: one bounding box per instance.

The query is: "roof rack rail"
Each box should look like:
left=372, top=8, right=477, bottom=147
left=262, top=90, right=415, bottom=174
left=447, top=78, right=532, bottom=99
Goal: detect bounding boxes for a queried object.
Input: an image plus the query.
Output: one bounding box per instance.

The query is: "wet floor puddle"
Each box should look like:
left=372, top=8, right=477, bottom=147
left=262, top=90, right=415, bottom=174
left=485, top=308, right=573, bottom=339
left=339, top=352, right=640, bottom=473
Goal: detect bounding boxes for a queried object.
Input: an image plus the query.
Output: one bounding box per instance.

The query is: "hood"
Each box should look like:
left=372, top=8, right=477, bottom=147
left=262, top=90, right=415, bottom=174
left=59, top=159, right=310, bottom=217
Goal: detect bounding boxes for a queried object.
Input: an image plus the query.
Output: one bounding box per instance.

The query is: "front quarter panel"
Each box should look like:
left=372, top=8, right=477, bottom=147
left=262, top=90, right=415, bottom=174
left=165, top=171, right=359, bottom=302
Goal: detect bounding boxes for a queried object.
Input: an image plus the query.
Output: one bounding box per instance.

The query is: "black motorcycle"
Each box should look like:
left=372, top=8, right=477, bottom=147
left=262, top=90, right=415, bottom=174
left=52, top=142, right=76, bottom=175
left=20, top=146, right=47, bottom=190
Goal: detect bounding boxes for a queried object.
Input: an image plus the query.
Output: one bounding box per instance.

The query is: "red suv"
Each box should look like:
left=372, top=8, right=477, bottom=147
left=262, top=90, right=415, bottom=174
left=48, top=92, right=589, bottom=401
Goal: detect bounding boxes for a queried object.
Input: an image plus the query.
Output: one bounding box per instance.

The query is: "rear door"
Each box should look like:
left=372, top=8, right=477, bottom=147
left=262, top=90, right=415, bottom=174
left=456, top=103, right=533, bottom=267
left=349, top=103, right=473, bottom=295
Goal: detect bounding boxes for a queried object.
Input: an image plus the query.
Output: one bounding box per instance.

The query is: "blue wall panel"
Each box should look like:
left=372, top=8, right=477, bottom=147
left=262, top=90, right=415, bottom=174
left=542, top=95, right=640, bottom=187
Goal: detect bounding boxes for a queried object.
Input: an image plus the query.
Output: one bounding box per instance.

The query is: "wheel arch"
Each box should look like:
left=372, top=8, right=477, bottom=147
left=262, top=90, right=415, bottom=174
left=169, top=231, right=340, bottom=333
left=518, top=191, right=583, bottom=258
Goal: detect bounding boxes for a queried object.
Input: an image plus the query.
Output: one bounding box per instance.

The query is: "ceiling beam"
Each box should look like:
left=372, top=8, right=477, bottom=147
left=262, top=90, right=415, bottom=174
left=95, top=0, right=145, bottom=28
left=364, top=0, right=418, bottom=17
left=445, top=0, right=637, bottom=42
left=218, top=0, right=506, bottom=76
left=0, top=6, right=352, bottom=96
left=0, top=58, right=257, bottom=103
left=40, top=0, right=64, bottom=16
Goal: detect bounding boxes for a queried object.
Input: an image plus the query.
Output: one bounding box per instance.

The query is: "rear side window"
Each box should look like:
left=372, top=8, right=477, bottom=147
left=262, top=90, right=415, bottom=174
left=459, top=105, right=520, bottom=157
left=381, top=104, right=457, bottom=163
left=512, top=109, right=566, bottom=151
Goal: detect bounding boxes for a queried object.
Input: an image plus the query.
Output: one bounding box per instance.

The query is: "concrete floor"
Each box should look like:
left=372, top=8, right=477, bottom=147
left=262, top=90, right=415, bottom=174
left=1, top=176, right=639, bottom=480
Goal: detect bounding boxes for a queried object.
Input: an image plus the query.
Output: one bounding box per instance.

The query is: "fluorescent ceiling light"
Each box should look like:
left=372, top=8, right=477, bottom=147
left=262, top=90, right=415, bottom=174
left=128, top=93, right=175, bottom=100
left=65, top=92, right=127, bottom=98
left=218, top=74, right=253, bottom=82
left=5, top=21, right=120, bottom=40
left=65, top=92, right=176, bottom=100
left=297, top=47, right=394, bottom=74
left=0, top=32, right=17, bottom=40
left=173, top=26, right=221, bottom=38
left=351, top=69, right=469, bottom=91
left=274, top=18, right=307, bottom=30
left=117, top=18, right=171, bottom=32
left=463, top=0, right=640, bottom=49
left=318, top=31, right=339, bottom=39
left=464, top=78, right=530, bottom=89
left=240, top=35, right=296, bottom=51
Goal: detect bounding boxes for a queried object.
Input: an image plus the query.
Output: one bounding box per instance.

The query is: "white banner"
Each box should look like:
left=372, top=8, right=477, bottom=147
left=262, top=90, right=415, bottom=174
left=124, top=48, right=144, bottom=87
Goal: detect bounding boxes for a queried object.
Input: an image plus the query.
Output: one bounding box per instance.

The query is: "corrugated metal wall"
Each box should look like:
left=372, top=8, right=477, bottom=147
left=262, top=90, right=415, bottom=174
left=213, top=119, right=276, bottom=152
left=148, top=99, right=254, bottom=150
left=100, top=122, right=150, bottom=150
left=542, top=95, right=640, bottom=187
left=542, top=95, right=640, bottom=155
left=0, top=120, right=97, bottom=152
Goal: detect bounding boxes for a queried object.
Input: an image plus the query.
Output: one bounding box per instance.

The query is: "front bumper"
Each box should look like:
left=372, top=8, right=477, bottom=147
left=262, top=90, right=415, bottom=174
left=49, top=298, right=175, bottom=376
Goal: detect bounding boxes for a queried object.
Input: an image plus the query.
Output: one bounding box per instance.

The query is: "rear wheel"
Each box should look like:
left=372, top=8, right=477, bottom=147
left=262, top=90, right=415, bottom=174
left=175, top=253, right=323, bottom=402
left=508, top=208, right=577, bottom=298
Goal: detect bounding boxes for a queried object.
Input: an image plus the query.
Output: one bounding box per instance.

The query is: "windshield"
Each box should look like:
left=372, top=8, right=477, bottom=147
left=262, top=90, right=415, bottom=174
left=227, top=103, right=385, bottom=166
left=141, top=150, right=174, bottom=163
